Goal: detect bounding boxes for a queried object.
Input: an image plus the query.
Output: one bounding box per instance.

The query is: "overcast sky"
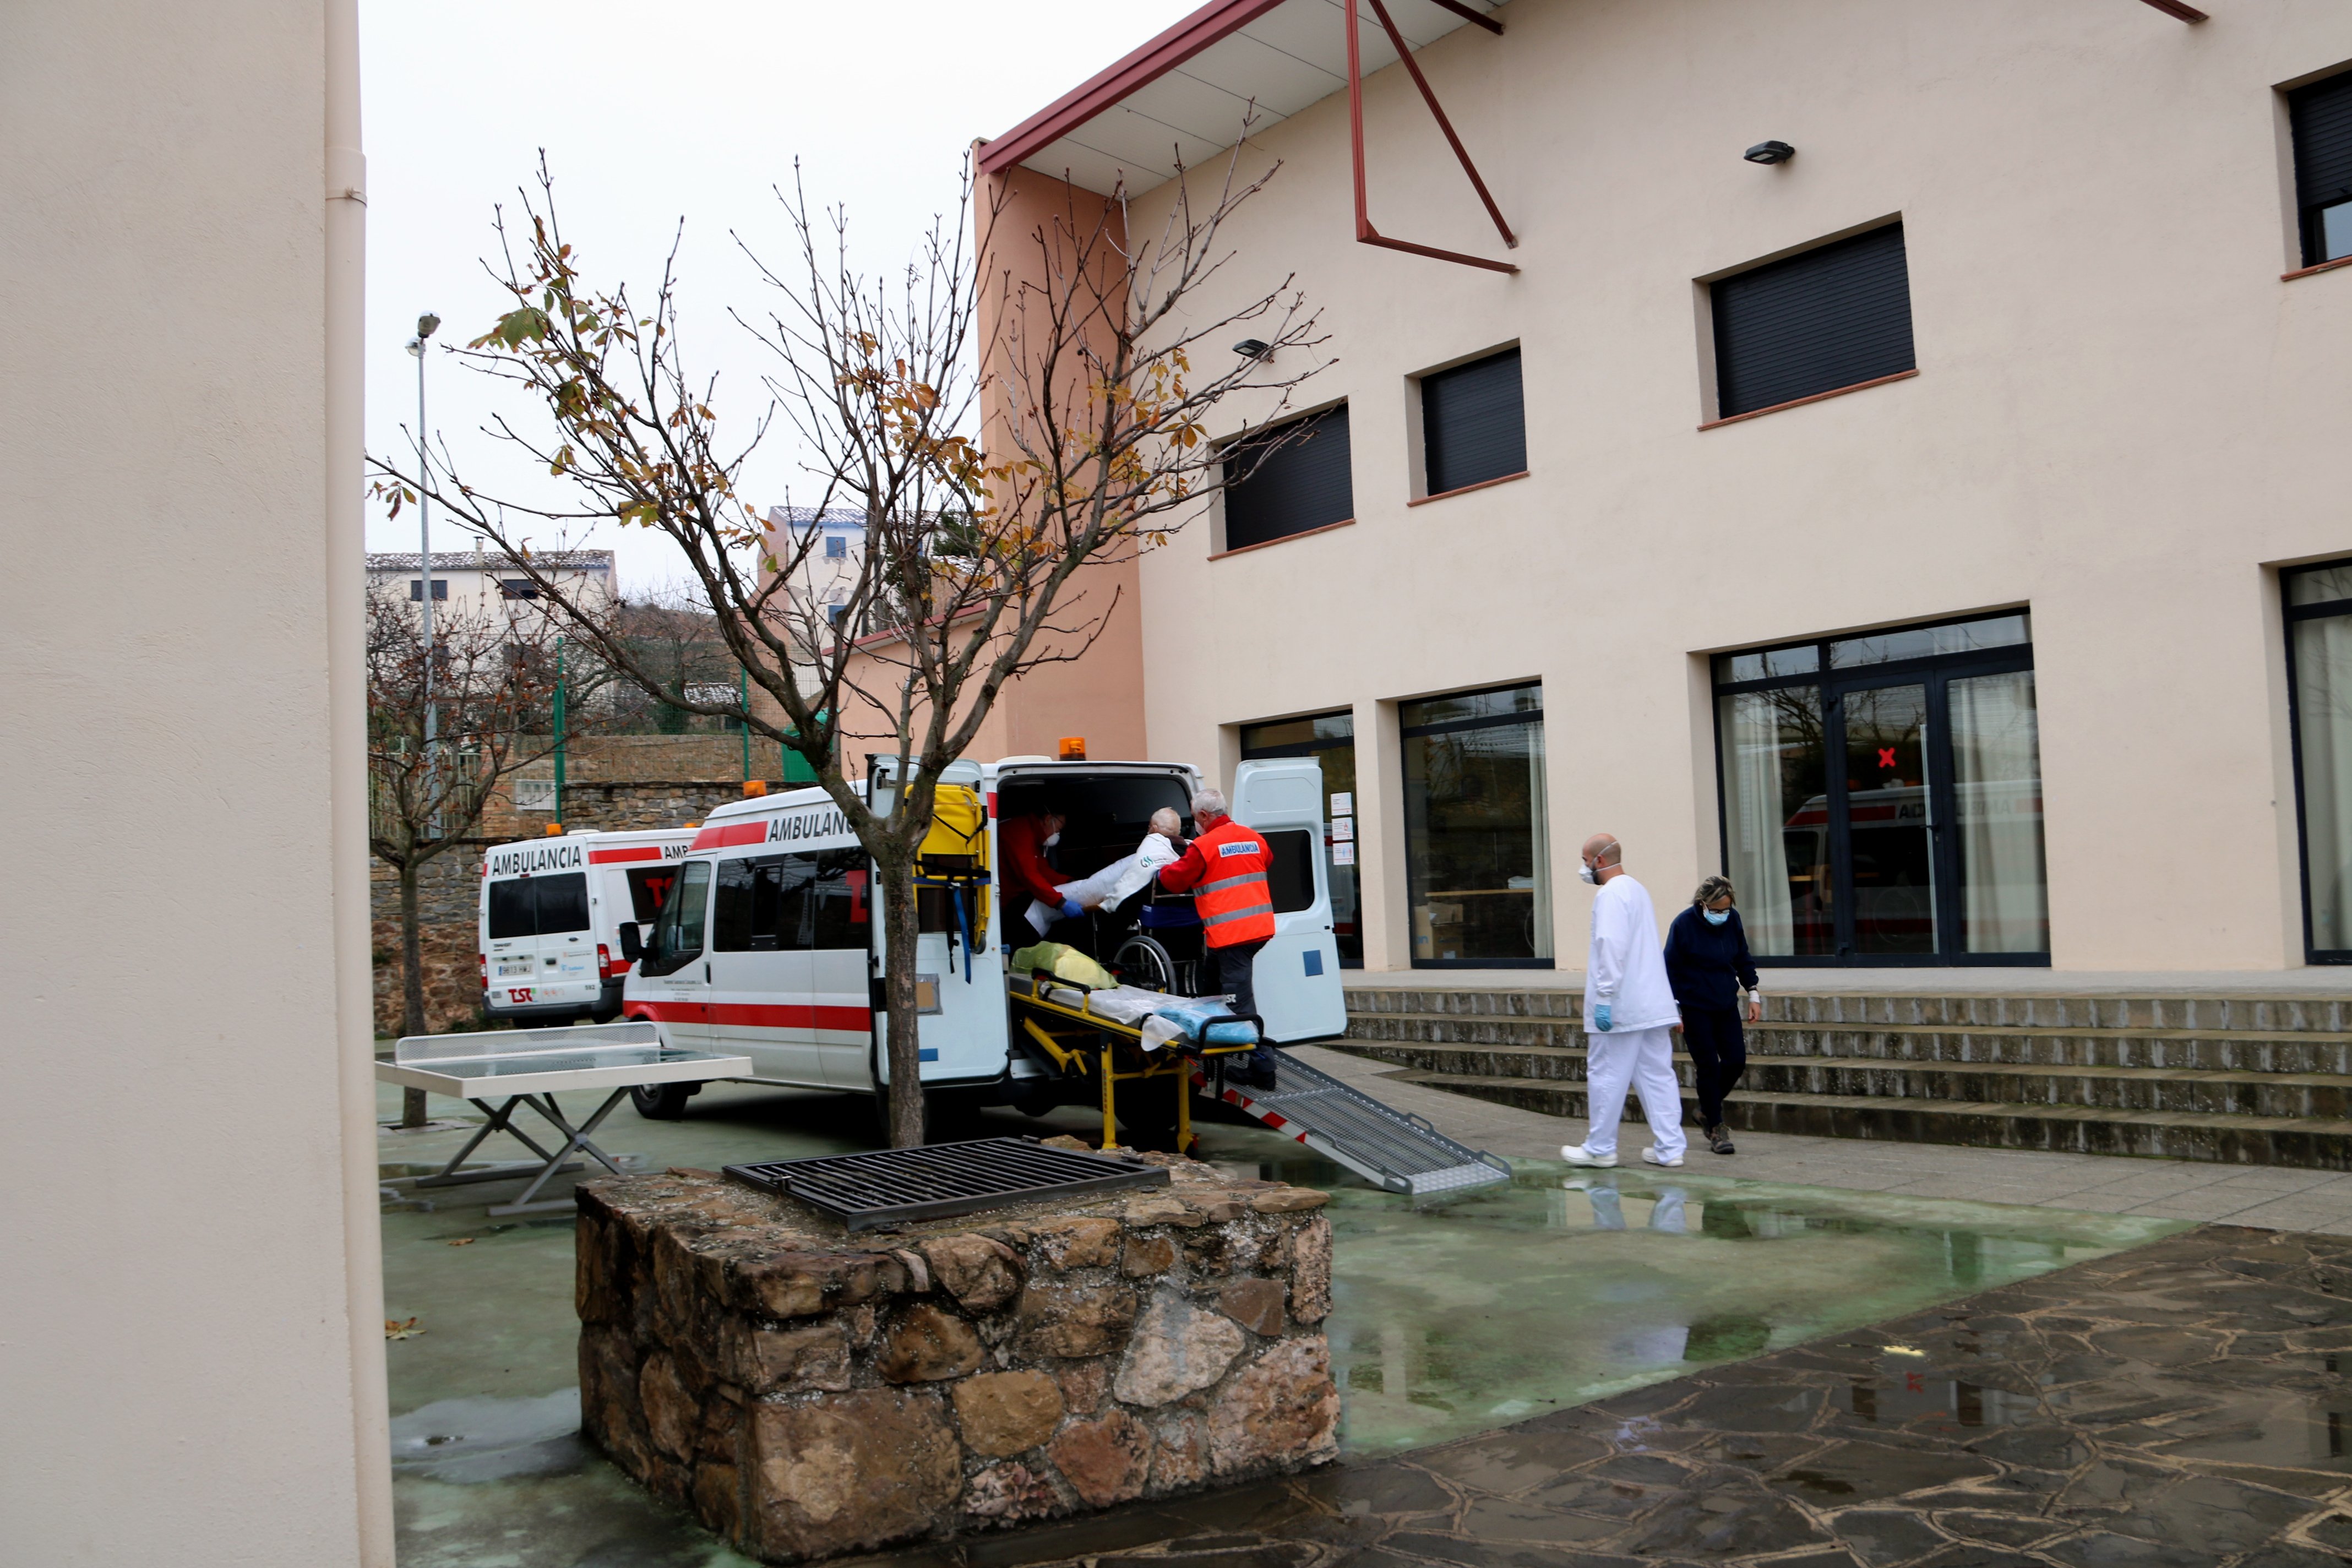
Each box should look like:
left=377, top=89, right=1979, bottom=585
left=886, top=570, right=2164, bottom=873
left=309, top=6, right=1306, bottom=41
left=361, top=0, right=1198, bottom=596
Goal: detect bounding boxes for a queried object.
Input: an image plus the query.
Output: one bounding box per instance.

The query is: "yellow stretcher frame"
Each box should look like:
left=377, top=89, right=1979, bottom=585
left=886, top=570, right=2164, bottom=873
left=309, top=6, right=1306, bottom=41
left=1010, top=977, right=1254, bottom=1152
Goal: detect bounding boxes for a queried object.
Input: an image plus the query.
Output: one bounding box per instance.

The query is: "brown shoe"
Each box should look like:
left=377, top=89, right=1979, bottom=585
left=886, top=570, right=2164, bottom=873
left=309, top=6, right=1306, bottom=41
left=1707, top=1125, right=1736, bottom=1156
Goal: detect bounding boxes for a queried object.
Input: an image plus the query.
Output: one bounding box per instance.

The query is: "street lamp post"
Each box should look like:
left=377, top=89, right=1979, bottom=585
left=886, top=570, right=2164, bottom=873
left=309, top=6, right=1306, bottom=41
left=406, top=312, right=441, bottom=831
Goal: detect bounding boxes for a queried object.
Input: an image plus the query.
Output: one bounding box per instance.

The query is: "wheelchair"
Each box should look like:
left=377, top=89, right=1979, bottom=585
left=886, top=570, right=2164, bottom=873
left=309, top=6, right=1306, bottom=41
left=1106, top=885, right=1206, bottom=998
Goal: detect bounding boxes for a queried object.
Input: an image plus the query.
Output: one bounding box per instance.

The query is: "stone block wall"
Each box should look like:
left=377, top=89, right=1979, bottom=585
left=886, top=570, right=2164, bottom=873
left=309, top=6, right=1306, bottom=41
left=575, top=1148, right=1338, bottom=1562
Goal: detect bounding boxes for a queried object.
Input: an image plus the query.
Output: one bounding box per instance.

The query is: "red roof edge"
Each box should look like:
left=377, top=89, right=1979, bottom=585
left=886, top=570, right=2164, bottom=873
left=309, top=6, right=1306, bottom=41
left=979, top=0, right=1291, bottom=179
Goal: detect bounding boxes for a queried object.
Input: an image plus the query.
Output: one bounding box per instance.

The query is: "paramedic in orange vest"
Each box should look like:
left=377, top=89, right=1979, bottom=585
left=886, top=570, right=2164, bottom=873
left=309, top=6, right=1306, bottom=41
left=1155, top=786, right=1281, bottom=1088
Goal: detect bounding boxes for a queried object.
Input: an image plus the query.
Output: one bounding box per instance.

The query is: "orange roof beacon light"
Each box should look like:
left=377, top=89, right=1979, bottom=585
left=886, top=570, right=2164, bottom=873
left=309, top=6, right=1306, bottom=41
left=1058, top=736, right=1088, bottom=761
left=743, top=780, right=769, bottom=797
left=545, top=823, right=564, bottom=836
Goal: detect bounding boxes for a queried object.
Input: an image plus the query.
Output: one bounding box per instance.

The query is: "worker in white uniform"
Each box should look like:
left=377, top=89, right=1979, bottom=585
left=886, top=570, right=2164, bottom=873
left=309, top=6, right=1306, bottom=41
left=1561, top=832, right=1689, bottom=1169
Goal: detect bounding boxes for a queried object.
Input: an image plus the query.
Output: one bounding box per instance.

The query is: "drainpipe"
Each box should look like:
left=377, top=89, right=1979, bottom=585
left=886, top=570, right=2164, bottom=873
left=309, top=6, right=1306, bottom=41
left=325, top=0, right=397, bottom=1560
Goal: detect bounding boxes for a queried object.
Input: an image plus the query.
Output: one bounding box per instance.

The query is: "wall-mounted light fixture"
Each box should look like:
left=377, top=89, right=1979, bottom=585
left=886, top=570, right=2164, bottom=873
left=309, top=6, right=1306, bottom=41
left=1744, top=141, right=1796, bottom=166
left=1232, top=338, right=1271, bottom=360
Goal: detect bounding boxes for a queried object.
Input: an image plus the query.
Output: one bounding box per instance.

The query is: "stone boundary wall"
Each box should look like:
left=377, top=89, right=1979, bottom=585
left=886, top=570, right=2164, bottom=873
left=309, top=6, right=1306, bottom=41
left=575, top=1148, right=1338, bottom=1563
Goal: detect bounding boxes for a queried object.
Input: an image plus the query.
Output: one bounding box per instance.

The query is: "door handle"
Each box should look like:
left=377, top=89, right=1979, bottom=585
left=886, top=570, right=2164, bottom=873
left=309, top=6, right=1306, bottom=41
left=705, top=961, right=712, bottom=983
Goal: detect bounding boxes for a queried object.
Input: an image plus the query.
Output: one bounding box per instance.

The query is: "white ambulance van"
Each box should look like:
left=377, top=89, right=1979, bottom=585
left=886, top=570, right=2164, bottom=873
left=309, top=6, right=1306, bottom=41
left=614, top=756, right=1344, bottom=1119
left=480, top=827, right=696, bottom=1026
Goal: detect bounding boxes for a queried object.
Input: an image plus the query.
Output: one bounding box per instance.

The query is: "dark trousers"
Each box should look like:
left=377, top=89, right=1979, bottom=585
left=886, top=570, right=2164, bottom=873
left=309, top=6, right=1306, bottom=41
left=1214, top=939, right=1278, bottom=1077
left=1681, top=1005, right=1747, bottom=1129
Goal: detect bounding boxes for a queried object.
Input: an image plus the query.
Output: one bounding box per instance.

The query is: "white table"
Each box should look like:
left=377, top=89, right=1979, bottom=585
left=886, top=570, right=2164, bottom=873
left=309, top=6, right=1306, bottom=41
left=378, top=1023, right=751, bottom=1216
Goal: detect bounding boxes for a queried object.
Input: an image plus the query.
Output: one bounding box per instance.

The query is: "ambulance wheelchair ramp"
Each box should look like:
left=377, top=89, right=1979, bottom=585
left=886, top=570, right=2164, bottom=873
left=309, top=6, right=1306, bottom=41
left=1200, top=1047, right=1512, bottom=1197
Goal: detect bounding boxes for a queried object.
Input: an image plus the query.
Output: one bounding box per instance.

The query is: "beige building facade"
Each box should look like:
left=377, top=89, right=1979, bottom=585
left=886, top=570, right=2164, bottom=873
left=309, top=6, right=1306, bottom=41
left=982, top=0, right=2352, bottom=978
left=3, top=1, right=391, bottom=1562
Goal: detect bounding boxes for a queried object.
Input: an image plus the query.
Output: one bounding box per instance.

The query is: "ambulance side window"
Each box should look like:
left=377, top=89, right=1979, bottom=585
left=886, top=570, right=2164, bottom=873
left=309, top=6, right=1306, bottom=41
left=713, top=858, right=762, bottom=951
left=773, top=854, right=819, bottom=949
left=809, top=850, right=871, bottom=950
left=487, top=879, right=534, bottom=940
left=624, top=867, right=677, bottom=923
left=1262, top=829, right=1316, bottom=914
left=536, top=872, right=590, bottom=934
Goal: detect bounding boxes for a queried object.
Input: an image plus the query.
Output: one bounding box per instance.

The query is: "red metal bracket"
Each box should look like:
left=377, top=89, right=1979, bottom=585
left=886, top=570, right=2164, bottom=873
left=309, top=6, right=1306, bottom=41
left=2136, top=0, right=2207, bottom=19
left=1347, top=0, right=1518, bottom=274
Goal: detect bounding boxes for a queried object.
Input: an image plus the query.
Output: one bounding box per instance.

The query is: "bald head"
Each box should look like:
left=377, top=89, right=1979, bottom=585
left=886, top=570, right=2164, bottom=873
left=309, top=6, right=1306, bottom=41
left=1581, top=834, right=1624, bottom=884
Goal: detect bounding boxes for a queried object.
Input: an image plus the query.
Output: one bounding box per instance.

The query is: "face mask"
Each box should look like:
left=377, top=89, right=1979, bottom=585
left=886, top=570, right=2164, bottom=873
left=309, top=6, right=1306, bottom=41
left=1043, top=832, right=1061, bottom=848
left=1577, top=863, right=1599, bottom=885
left=1703, top=907, right=1730, bottom=926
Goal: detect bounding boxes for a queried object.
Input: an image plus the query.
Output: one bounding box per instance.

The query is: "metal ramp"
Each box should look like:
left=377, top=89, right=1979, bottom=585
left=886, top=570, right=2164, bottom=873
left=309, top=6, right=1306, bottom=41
left=1194, top=1047, right=1513, bottom=1196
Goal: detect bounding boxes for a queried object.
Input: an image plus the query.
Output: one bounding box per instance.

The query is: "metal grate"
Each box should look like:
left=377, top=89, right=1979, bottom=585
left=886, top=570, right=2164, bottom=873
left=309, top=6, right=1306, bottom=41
left=724, top=1136, right=1170, bottom=1230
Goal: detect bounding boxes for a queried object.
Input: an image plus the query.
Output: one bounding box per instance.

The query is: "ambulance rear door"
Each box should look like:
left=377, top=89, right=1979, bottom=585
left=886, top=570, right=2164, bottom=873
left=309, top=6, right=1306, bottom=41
left=481, top=840, right=597, bottom=1016
left=1232, top=759, right=1347, bottom=1042
left=868, top=758, right=1005, bottom=1090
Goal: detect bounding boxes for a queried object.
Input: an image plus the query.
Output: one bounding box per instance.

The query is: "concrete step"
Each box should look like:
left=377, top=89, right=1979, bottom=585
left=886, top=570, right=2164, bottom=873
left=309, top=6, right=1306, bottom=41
left=1344, top=987, right=2352, bottom=1035
left=1373, top=1068, right=2352, bottom=1170
left=1333, top=1040, right=2352, bottom=1117
left=1339, top=1019, right=2352, bottom=1076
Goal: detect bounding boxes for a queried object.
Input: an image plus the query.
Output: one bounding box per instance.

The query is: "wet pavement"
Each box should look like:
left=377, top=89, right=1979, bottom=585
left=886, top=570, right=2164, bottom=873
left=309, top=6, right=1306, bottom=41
left=842, top=1224, right=2352, bottom=1567
left=378, top=1080, right=2245, bottom=1566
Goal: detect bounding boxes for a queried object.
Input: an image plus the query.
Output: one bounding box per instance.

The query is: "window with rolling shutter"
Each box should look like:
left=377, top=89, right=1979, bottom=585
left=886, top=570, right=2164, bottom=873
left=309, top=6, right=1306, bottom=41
left=1711, top=224, right=1915, bottom=421
left=1421, top=347, right=1526, bottom=496
left=1219, top=404, right=1353, bottom=552
left=2290, top=72, right=2352, bottom=267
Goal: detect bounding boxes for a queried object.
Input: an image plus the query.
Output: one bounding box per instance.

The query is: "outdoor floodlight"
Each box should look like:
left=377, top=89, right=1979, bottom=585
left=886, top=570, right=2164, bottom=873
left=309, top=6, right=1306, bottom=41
left=1744, top=140, right=1796, bottom=165
left=1232, top=338, right=1272, bottom=360
left=417, top=312, right=442, bottom=340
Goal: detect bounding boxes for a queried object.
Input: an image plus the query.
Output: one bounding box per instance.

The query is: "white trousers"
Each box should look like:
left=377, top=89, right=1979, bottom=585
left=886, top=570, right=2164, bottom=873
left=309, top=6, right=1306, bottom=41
left=1582, top=1024, right=1686, bottom=1161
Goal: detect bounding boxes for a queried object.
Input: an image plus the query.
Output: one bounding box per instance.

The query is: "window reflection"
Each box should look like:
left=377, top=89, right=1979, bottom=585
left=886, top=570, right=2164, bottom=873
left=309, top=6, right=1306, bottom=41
left=1402, top=686, right=1549, bottom=965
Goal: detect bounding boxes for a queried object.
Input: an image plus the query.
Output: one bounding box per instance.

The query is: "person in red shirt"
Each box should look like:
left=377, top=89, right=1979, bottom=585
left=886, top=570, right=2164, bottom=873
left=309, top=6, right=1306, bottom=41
left=1156, top=786, right=1280, bottom=1088
left=1001, top=808, right=1094, bottom=941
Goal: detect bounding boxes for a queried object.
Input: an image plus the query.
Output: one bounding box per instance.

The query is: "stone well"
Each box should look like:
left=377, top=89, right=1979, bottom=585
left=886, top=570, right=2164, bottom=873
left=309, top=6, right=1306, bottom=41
left=574, top=1142, right=1338, bottom=1562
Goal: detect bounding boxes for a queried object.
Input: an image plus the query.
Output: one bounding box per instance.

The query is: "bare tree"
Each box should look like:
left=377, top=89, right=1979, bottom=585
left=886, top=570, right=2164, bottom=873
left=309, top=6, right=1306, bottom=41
left=366, top=580, right=589, bottom=1124
left=371, top=148, right=1328, bottom=1146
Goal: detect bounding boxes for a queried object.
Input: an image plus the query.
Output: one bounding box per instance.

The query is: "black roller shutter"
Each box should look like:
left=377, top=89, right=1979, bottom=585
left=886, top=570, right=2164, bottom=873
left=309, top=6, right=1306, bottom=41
left=1221, top=404, right=1353, bottom=551
left=1712, top=224, right=1915, bottom=420
left=2291, top=72, right=2352, bottom=265
left=1422, top=347, right=1526, bottom=496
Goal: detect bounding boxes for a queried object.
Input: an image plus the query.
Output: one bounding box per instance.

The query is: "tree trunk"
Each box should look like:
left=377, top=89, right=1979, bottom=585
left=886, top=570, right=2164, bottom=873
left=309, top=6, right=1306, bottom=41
left=876, top=849, right=927, bottom=1148
left=399, top=861, right=429, bottom=1129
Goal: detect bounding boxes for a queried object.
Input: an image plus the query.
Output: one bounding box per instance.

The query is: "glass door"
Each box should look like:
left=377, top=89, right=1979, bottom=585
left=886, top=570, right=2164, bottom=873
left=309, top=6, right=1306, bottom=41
left=1838, top=684, right=1937, bottom=956
left=1714, top=612, right=2047, bottom=966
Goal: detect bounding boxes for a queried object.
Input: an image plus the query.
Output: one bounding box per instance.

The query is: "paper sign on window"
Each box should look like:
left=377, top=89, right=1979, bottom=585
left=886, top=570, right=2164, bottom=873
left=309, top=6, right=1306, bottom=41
left=1331, top=842, right=1355, bottom=866
left=1330, top=793, right=1352, bottom=817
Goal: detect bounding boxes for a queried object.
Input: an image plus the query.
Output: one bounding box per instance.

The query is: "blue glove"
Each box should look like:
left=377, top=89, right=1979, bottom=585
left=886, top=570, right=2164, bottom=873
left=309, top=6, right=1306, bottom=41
left=1593, top=1003, right=1613, bottom=1033
left=1061, top=899, right=1084, bottom=919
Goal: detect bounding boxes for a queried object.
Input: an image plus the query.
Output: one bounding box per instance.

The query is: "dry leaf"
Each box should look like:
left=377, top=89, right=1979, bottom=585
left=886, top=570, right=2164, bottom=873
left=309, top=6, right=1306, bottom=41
left=385, top=1317, right=426, bottom=1341
left=445, top=1238, right=475, bottom=1247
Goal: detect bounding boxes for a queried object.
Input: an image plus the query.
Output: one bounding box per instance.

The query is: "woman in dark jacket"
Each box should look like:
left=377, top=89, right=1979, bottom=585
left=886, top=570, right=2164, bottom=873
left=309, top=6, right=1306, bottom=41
left=1664, top=874, right=1761, bottom=1156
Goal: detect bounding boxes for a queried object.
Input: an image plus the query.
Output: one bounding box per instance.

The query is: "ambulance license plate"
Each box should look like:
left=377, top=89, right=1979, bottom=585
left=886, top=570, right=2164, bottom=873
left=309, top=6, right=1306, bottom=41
left=498, top=962, right=532, bottom=977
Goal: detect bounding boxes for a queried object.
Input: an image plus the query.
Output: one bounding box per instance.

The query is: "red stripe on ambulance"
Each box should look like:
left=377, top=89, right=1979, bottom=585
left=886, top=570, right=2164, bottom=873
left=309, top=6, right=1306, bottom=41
left=589, top=846, right=665, bottom=864
left=689, top=821, right=767, bottom=851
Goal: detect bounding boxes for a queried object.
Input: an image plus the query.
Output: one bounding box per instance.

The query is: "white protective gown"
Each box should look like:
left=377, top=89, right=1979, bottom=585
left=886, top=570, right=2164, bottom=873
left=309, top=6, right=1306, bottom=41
left=1583, top=873, right=1681, bottom=1031
left=1025, top=831, right=1184, bottom=938
left=1578, top=871, right=1687, bottom=1161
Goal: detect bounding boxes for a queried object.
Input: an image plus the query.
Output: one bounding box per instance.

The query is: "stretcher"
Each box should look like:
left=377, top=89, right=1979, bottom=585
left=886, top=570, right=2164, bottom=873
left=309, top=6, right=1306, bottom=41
left=1008, top=973, right=1256, bottom=1152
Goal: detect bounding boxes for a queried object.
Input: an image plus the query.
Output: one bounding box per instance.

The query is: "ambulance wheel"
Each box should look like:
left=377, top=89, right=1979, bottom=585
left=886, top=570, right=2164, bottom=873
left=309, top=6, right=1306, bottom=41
left=1113, top=935, right=1179, bottom=994
left=631, top=1083, right=692, bottom=1120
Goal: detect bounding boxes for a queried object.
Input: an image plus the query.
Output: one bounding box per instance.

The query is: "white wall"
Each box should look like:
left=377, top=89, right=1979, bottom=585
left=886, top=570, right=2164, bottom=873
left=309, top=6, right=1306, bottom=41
left=0, top=2, right=388, bottom=1561
left=1129, top=0, right=2352, bottom=974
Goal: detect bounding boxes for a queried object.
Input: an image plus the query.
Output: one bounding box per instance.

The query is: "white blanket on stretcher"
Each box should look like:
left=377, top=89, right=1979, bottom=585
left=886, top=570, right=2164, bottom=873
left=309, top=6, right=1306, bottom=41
left=1025, top=831, right=1183, bottom=937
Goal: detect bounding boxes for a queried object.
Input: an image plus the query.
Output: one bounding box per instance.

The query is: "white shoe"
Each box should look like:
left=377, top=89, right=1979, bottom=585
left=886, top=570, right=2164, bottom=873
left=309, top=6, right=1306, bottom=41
left=1560, top=1144, right=1618, bottom=1168
left=1642, top=1146, right=1685, bottom=1168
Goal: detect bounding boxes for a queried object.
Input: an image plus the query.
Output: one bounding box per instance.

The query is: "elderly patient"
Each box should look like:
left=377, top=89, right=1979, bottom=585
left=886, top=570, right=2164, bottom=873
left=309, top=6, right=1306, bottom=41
left=1023, top=808, right=1188, bottom=937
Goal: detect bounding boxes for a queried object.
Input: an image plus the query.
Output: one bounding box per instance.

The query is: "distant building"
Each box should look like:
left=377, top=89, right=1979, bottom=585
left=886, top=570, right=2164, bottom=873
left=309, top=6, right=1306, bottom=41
left=763, top=507, right=866, bottom=632
left=365, top=548, right=616, bottom=619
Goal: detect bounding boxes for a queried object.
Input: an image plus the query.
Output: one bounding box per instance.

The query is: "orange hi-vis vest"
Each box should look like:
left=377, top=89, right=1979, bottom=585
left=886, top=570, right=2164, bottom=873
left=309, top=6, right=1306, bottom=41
left=1189, top=819, right=1277, bottom=948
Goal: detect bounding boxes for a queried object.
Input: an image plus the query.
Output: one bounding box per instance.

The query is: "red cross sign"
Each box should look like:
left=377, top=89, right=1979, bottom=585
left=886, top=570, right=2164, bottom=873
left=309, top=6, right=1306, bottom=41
left=1878, top=748, right=1897, bottom=769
